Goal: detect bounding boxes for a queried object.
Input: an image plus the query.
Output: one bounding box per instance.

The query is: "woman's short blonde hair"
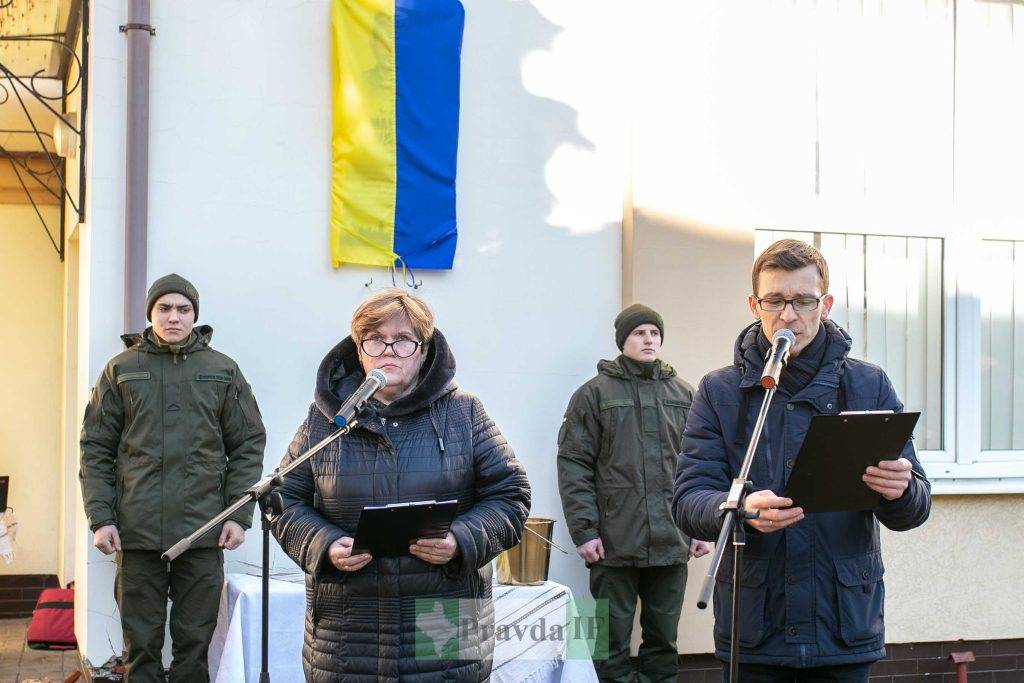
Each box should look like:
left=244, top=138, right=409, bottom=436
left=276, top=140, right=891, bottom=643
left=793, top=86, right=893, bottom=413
left=350, top=288, right=436, bottom=343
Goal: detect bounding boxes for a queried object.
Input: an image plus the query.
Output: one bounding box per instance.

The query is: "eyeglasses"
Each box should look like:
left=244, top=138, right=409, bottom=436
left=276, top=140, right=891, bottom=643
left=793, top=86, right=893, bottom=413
left=755, top=296, right=822, bottom=312
left=359, top=337, right=423, bottom=358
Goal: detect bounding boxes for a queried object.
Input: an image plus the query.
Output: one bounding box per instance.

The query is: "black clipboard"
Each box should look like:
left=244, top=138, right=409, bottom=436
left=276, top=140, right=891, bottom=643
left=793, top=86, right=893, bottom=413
left=782, top=411, right=920, bottom=513
left=352, top=499, right=459, bottom=558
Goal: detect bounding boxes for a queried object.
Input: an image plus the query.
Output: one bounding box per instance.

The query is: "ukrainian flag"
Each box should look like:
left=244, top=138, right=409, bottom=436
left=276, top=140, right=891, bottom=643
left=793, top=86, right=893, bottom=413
left=330, top=0, right=464, bottom=270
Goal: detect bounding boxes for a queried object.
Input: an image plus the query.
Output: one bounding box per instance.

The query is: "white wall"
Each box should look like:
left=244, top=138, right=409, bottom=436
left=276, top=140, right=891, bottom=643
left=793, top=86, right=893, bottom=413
left=628, top=0, right=1024, bottom=653
left=0, top=205, right=64, bottom=576
left=78, top=0, right=625, bottom=664
left=59, top=26, right=87, bottom=589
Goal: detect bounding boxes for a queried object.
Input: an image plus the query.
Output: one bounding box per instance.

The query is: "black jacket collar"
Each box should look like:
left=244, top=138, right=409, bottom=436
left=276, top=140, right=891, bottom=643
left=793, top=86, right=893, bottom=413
left=734, top=320, right=852, bottom=411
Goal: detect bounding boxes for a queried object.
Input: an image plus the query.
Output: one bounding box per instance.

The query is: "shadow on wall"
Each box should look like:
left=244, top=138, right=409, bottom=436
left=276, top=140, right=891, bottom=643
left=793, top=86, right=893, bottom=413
left=448, top=0, right=627, bottom=606
left=457, top=0, right=617, bottom=262
left=450, top=0, right=627, bottom=366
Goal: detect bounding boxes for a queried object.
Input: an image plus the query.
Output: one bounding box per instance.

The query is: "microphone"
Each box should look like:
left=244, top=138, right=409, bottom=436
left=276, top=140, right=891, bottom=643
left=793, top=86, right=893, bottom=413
left=333, top=369, right=388, bottom=427
left=760, top=328, right=796, bottom=390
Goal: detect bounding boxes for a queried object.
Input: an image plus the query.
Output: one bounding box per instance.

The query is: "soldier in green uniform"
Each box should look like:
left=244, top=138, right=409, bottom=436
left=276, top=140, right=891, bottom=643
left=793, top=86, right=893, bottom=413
left=557, top=304, right=711, bottom=682
left=80, top=274, right=266, bottom=682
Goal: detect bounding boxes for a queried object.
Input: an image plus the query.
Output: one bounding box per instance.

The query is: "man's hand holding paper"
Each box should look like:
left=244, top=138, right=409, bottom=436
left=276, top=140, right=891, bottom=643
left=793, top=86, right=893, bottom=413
left=743, top=490, right=805, bottom=533
left=863, top=457, right=913, bottom=500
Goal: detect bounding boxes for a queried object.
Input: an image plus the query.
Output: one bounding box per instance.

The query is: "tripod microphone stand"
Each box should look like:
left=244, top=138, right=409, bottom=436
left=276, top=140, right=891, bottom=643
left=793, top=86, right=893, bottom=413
left=162, top=419, right=360, bottom=683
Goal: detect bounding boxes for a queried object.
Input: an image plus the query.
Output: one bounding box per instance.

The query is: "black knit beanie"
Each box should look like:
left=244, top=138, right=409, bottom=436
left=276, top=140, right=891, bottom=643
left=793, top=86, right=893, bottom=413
left=146, top=273, right=200, bottom=321
left=614, top=303, right=664, bottom=350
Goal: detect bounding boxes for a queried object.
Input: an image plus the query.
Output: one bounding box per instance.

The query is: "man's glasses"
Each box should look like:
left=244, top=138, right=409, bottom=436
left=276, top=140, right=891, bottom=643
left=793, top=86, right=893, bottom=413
left=754, top=296, right=822, bottom=312
left=359, top=337, right=423, bottom=358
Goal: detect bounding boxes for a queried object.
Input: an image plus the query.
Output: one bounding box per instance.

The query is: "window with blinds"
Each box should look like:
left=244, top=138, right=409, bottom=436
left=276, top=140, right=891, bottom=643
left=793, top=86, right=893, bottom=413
left=755, top=230, right=944, bottom=451
left=981, top=239, right=1024, bottom=452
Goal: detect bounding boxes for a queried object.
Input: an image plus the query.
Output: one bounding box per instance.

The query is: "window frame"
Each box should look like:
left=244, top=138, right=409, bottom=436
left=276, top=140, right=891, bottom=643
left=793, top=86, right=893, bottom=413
left=756, top=226, right=1024, bottom=494
left=947, top=231, right=1024, bottom=492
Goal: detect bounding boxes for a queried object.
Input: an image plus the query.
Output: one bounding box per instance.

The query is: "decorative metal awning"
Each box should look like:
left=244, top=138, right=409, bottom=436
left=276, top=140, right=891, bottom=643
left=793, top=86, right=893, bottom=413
left=0, top=0, right=87, bottom=261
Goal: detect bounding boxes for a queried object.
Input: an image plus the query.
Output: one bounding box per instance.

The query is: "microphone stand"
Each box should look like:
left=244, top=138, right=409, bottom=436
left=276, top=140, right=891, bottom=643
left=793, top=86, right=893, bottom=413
left=162, top=419, right=360, bottom=683
left=695, top=386, right=777, bottom=683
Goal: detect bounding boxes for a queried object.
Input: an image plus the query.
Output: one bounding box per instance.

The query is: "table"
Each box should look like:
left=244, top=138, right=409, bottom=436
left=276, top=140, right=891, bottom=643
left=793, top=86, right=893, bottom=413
left=209, top=571, right=598, bottom=682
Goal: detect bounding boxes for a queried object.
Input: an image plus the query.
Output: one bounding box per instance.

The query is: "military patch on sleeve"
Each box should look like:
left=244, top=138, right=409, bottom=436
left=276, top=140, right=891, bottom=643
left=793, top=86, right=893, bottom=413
left=557, top=417, right=570, bottom=445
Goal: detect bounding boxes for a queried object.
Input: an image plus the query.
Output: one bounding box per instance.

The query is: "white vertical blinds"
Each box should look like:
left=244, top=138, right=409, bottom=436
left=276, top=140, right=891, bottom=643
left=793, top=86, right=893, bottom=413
left=981, top=240, right=1024, bottom=451
left=755, top=231, right=943, bottom=450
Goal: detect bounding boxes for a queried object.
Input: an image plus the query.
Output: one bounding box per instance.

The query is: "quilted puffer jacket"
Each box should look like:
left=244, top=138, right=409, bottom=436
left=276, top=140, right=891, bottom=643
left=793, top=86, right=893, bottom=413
left=272, top=329, right=531, bottom=682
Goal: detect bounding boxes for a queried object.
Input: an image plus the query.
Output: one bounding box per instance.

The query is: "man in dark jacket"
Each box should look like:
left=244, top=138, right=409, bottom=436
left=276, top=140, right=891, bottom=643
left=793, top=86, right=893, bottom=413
left=80, top=274, right=266, bottom=682
left=558, top=304, right=709, bottom=683
left=673, top=240, right=931, bottom=682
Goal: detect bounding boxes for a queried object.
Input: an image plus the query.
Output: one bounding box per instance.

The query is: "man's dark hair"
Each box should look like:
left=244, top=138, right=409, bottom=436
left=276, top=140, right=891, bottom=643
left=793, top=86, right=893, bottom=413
left=751, top=238, right=829, bottom=295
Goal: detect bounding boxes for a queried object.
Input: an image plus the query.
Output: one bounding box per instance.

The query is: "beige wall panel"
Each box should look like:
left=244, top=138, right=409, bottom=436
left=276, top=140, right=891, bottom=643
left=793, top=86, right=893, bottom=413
left=0, top=203, right=64, bottom=576
left=628, top=208, right=755, bottom=400
left=627, top=210, right=1024, bottom=649
left=626, top=208, right=754, bottom=654
left=882, top=495, right=1024, bottom=642
left=629, top=208, right=1024, bottom=649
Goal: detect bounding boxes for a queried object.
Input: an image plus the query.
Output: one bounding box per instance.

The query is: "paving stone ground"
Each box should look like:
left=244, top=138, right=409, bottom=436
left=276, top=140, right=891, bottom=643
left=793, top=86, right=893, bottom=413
left=0, top=617, right=76, bottom=683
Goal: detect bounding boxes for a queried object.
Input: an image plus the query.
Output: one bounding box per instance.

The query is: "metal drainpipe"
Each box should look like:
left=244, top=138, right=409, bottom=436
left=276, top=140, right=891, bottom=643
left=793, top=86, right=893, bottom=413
left=121, top=0, right=154, bottom=334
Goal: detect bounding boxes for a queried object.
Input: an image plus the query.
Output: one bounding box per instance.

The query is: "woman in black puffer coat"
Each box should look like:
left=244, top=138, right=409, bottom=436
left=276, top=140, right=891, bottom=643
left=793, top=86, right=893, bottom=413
left=272, top=288, right=531, bottom=682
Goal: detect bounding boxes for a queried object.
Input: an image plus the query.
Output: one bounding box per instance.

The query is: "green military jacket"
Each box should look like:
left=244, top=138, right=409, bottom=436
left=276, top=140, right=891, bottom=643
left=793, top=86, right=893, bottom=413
left=79, top=326, right=266, bottom=550
left=557, top=355, right=695, bottom=567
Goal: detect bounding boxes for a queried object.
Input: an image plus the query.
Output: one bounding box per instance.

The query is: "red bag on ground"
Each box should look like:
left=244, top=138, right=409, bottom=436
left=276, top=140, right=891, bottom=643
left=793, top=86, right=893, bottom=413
left=26, top=587, right=77, bottom=650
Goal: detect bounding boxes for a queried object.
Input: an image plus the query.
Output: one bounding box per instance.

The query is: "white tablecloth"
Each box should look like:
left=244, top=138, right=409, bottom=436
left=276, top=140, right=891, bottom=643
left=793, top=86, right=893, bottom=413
left=209, top=571, right=598, bottom=683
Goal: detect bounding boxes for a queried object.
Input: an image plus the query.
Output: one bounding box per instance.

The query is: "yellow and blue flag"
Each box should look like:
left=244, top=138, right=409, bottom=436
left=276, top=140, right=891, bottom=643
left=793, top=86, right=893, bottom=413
left=330, top=0, right=464, bottom=270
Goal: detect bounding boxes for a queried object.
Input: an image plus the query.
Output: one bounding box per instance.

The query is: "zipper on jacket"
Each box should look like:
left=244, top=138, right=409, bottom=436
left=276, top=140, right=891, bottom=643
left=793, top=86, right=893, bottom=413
left=428, top=406, right=446, bottom=454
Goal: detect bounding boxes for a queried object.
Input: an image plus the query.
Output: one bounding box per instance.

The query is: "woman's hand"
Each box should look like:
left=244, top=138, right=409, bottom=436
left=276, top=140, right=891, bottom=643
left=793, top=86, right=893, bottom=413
left=328, top=536, right=372, bottom=572
left=410, top=532, right=460, bottom=564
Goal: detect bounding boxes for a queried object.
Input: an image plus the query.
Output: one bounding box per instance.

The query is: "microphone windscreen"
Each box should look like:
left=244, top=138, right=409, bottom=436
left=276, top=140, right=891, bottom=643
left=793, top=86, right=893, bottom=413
left=773, top=328, right=796, bottom=345
left=368, top=368, right=388, bottom=387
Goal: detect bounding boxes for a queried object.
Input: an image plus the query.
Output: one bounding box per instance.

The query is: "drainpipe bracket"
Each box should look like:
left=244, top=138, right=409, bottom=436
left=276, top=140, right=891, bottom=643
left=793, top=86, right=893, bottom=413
left=120, top=23, right=155, bottom=36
